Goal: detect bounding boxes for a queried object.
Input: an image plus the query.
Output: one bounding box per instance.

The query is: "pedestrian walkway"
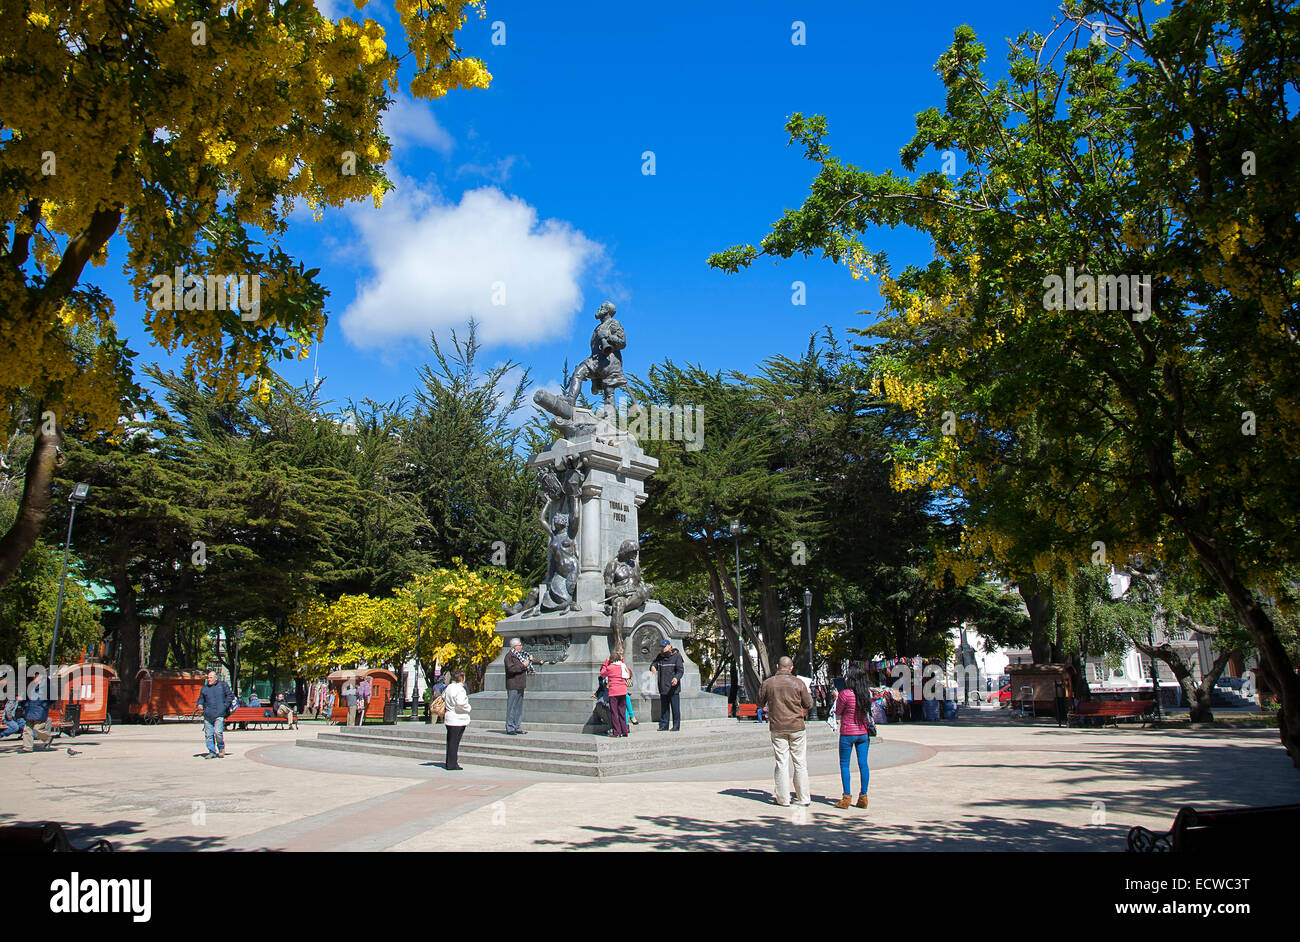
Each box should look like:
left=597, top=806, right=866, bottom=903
left=2, top=716, right=1295, bottom=851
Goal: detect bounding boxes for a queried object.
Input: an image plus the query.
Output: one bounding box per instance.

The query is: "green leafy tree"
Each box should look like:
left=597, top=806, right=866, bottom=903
left=404, top=325, right=544, bottom=581
left=709, top=2, right=1300, bottom=768
left=0, top=498, right=101, bottom=668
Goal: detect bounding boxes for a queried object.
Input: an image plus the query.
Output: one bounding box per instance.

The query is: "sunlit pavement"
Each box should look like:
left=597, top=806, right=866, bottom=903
left=2, top=712, right=1295, bottom=851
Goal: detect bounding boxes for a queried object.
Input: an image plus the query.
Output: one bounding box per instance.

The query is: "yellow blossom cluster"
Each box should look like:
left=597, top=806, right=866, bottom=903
left=0, top=1, right=490, bottom=433
left=290, top=562, right=522, bottom=679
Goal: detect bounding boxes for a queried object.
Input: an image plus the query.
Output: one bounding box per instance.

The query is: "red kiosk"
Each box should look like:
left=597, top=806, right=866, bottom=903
left=48, top=663, right=118, bottom=736
left=129, top=669, right=206, bottom=723
left=326, top=668, right=398, bottom=724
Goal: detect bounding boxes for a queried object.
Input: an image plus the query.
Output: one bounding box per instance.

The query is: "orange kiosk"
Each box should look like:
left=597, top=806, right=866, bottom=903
left=129, top=669, right=207, bottom=723
left=48, top=663, right=118, bottom=736
left=326, top=669, right=398, bottom=725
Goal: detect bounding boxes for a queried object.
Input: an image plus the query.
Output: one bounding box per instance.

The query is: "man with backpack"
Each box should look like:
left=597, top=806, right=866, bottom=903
left=196, top=670, right=235, bottom=759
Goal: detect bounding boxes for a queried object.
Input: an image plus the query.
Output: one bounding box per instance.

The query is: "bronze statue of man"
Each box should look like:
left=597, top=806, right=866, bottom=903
left=566, top=301, right=626, bottom=407
left=603, top=539, right=652, bottom=642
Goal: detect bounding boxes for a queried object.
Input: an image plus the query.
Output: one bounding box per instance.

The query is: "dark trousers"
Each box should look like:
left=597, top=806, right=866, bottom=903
left=659, top=688, right=681, bottom=729
left=445, top=724, right=466, bottom=769
left=609, top=695, right=628, bottom=735
left=506, top=688, right=525, bottom=732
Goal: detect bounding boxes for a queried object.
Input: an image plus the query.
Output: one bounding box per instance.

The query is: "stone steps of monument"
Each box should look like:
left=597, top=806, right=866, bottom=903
left=377, top=716, right=738, bottom=735
left=299, top=736, right=615, bottom=776
left=299, top=738, right=773, bottom=777
left=318, top=720, right=765, bottom=749
left=298, top=722, right=831, bottom=777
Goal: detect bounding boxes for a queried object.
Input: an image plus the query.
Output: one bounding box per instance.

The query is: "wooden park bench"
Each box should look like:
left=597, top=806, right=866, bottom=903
left=735, top=703, right=760, bottom=720
left=1067, top=699, right=1155, bottom=728
left=226, top=706, right=293, bottom=729
left=1128, top=803, right=1300, bottom=852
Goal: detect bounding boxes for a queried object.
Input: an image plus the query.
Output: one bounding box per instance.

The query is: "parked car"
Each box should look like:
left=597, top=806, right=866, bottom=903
left=993, top=677, right=1013, bottom=706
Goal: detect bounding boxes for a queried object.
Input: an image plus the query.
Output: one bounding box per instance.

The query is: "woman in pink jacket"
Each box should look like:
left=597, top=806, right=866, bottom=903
left=833, top=665, right=875, bottom=809
left=600, top=648, right=632, bottom=737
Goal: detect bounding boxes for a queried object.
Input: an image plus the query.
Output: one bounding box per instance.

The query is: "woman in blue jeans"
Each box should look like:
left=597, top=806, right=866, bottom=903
left=833, top=665, right=875, bottom=809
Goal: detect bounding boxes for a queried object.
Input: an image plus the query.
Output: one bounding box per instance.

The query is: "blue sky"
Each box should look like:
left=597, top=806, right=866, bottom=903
left=105, top=0, right=1066, bottom=416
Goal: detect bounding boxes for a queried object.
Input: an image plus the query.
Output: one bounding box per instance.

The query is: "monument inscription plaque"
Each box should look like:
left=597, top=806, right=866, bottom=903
left=527, top=636, right=571, bottom=664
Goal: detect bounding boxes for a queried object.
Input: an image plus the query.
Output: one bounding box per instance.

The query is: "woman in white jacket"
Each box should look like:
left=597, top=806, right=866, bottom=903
left=443, top=669, right=471, bottom=771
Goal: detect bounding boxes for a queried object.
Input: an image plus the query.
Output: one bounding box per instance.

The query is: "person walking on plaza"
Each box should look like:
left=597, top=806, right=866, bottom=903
left=196, top=670, right=234, bottom=759
left=357, top=675, right=372, bottom=725
left=600, top=648, right=632, bottom=737
left=504, top=637, right=532, bottom=735
left=756, top=656, right=814, bottom=806
left=650, top=638, right=684, bottom=731
left=443, top=669, right=471, bottom=771
left=342, top=679, right=358, bottom=726
left=833, top=665, right=876, bottom=809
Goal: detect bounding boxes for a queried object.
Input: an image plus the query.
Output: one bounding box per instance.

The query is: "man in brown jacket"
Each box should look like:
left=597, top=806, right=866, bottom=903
left=756, top=656, right=815, bottom=806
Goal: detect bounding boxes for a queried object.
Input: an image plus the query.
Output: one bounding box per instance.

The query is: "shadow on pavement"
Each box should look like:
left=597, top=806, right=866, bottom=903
left=532, top=811, right=1126, bottom=851
left=0, top=815, right=230, bottom=852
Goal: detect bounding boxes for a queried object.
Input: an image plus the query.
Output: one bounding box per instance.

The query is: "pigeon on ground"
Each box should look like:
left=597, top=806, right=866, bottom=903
left=66, top=748, right=80, bottom=756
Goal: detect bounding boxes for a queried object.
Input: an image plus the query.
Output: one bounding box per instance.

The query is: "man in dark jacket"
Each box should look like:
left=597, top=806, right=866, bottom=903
left=19, top=676, right=54, bottom=753
left=649, top=639, right=684, bottom=731
left=196, top=670, right=234, bottom=759
left=504, top=637, right=532, bottom=734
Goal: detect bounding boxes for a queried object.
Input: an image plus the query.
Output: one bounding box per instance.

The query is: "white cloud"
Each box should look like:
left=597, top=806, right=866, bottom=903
left=340, top=185, right=605, bottom=349
left=382, top=93, right=455, bottom=156
left=454, top=154, right=520, bottom=184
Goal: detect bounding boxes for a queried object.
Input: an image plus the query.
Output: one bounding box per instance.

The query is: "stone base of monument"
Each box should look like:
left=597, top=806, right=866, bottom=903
left=298, top=717, right=839, bottom=777
left=298, top=605, right=768, bottom=777
left=477, top=603, right=728, bottom=732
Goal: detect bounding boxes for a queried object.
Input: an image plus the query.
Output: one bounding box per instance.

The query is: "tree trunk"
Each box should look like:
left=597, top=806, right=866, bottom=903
left=0, top=422, right=58, bottom=592
left=703, top=559, right=742, bottom=696
left=111, top=568, right=143, bottom=720
left=1021, top=588, right=1054, bottom=663
left=148, top=603, right=181, bottom=671
left=702, top=552, right=761, bottom=698
left=1137, top=640, right=1205, bottom=721
left=702, top=543, right=759, bottom=691
left=758, top=558, right=785, bottom=670
left=1183, top=532, right=1300, bottom=769
left=1068, top=652, right=1092, bottom=703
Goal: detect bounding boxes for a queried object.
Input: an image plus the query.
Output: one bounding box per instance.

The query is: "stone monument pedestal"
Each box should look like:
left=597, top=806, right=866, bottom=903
left=474, top=604, right=726, bottom=731
left=471, top=407, right=728, bottom=731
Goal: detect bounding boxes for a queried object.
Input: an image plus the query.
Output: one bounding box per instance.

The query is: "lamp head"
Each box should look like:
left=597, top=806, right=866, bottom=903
left=70, top=482, right=90, bottom=504
left=804, top=588, right=813, bottom=607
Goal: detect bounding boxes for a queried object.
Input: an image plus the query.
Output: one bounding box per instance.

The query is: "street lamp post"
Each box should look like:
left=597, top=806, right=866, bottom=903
left=411, top=592, right=425, bottom=721
left=48, top=483, right=90, bottom=693
left=729, top=520, right=743, bottom=717
left=803, top=588, right=814, bottom=681
left=1147, top=623, right=1163, bottom=720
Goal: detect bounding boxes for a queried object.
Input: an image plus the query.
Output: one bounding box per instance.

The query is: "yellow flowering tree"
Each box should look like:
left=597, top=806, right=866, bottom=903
left=288, top=561, right=522, bottom=693
left=0, top=0, right=492, bottom=589
left=711, top=3, right=1300, bottom=768
left=416, top=560, right=522, bottom=691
